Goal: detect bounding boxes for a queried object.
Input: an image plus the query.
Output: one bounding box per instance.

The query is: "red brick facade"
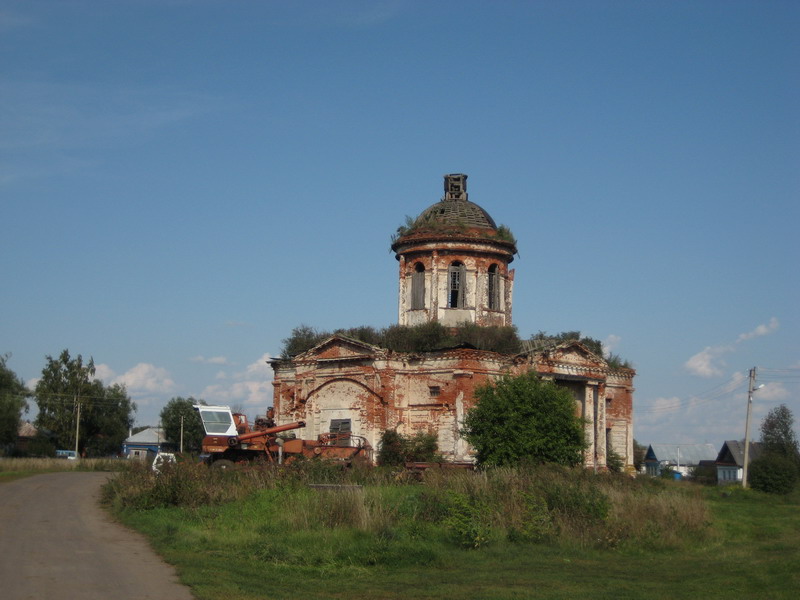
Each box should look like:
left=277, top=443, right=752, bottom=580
left=270, top=174, right=635, bottom=469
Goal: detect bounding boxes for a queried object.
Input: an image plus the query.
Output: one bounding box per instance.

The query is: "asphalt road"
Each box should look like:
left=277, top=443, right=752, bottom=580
left=0, top=471, right=196, bottom=600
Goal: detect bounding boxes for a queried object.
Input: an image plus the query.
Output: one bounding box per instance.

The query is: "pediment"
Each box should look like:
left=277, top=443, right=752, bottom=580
left=541, top=341, right=606, bottom=368
left=299, top=335, right=383, bottom=361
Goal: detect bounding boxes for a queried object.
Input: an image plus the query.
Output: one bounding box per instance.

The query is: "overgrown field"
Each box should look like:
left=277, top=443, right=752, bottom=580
left=104, top=461, right=800, bottom=600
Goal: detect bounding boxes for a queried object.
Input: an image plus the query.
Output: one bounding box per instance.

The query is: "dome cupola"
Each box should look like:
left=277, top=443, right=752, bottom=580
left=391, top=174, right=517, bottom=328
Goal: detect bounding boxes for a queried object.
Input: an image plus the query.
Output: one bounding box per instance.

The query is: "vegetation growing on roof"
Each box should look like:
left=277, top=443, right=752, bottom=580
left=390, top=214, right=516, bottom=247
left=281, top=325, right=633, bottom=368
left=526, top=331, right=633, bottom=369
left=390, top=214, right=466, bottom=245
left=280, top=322, right=522, bottom=358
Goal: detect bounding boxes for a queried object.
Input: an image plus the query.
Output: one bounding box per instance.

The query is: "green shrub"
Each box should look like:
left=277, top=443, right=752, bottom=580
left=606, top=448, right=624, bottom=473
left=377, top=429, right=440, bottom=466
left=690, top=464, right=717, bottom=485
left=544, top=477, right=610, bottom=524
left=749, top=454, right=798, bottom=495
left=507, top=492, right=554, bottom=543
left=443, top=491, right=491, bottom=549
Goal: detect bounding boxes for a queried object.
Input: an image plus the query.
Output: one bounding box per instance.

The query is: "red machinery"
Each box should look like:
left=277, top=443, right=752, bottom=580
left=194, top=405, right=372, bottom=468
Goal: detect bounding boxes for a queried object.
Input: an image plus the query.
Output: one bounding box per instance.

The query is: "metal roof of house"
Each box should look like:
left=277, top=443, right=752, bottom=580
left=645, top=443, right=718, bottom=466
left=715, top=440, right=764, bottom=466
left=124, top=427, right=166, bottom=445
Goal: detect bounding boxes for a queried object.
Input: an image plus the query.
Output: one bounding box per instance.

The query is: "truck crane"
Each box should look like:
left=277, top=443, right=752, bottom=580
left=194, top=405, right=372, bottom=468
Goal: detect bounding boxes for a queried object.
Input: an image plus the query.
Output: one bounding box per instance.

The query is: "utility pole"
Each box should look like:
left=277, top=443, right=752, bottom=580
left=180, top=414, right=184, bottom=453
left=742, top=367, right=757, bottom=488
left=74, top=396, right=81, bottom=458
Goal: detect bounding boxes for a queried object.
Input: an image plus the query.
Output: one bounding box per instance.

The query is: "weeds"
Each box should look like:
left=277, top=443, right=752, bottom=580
left=104, top=459, right=712, bottom=557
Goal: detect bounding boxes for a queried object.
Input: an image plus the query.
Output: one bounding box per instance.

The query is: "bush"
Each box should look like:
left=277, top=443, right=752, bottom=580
left=461, top=373, right=586, bottom=467
left=749, top=454, right=798, bottom=495
left=606, top=447, right=624, bottom=473
left=377, top=430, right=440, bottom=466
left=690, top=464, right=717, bottom=485
left=443, top=491, right=491, bottom=549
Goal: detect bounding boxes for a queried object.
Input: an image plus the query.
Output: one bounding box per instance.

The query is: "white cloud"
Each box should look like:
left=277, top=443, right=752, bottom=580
left=685, top=318, right=781, bottom=378
left=737, top=317, right=779, bottom=342
left=684, top=346, right=729, bottom=377
left=190, top=355, right=229, bottom=365
left=757, top=382, right=789, bottom=402
left=636, top=396, right=683, bottom=426
left=113, top=363, right=176, bottom=395
left=93, top=363, right=116, bottom=382
left=603, top=334, right=621, bottom=354
left=199, top=353, right=275, bottom=409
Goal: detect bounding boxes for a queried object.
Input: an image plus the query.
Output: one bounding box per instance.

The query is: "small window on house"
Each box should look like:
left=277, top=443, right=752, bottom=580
left=488, top=264, right=499, bottom=310
left=448, top=262, right=466, bottom=308
left=429, top=386, right=441, bottom=398
left=411, top=262, right=425, bottom=309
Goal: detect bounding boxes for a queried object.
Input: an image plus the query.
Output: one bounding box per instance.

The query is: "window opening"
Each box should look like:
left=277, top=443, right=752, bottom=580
left=448, top=262, right=465, bottom=308
left=411, top=262, right=425, bottom=309
left=488, top=264, right=499, bottom=310
left=329, top=419, right=352, bottom=446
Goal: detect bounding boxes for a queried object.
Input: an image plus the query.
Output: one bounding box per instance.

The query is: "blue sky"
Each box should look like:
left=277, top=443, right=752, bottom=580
left=2, top=0, right=798, bottom=448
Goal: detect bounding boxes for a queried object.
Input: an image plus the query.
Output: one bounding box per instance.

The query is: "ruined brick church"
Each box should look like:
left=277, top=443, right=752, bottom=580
left=271, top=174, right=634, bottom=469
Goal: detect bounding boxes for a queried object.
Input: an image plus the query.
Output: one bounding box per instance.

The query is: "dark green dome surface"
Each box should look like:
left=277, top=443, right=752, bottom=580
left=417, top=197, right=498, bottom=230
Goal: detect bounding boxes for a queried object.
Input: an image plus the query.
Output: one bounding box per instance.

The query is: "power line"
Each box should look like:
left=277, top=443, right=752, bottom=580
left=636, top=375, right=748, bottom=415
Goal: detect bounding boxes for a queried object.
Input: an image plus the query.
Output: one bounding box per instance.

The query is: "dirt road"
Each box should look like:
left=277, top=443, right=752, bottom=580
left=0, top=471, right=195, bottom=600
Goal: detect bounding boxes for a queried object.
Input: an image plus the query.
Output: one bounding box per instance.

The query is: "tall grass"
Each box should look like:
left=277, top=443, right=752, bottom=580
left=104, top=460, right=710, bottom=555
left=0, top=456, right=125, bottom=473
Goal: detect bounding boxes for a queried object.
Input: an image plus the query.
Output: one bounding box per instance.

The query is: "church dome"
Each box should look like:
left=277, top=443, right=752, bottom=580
left=391, top=173, right=517, bottom=256
left=415, top=173, right=497, bottom=230
left=417, top=196, right=497, bottom=229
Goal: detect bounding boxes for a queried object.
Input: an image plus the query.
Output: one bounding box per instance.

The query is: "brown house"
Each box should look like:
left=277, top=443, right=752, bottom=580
left=271, top=174, right=635, bottom=469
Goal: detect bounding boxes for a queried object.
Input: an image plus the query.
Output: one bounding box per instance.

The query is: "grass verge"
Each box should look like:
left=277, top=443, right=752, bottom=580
left=0, top=456, right=126, bottom=482
left=104, top=462, right=800, bottom=600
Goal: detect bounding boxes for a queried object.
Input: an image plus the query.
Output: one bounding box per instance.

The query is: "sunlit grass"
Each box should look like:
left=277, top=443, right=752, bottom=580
left=0, top=456, right=125, bottom=476
left=96, top=462, right=800, bottom=599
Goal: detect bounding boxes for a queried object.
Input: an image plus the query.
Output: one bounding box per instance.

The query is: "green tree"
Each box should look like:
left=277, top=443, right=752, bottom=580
left=82, top=382, right=136, bottom=456
left=159, top=397, right=206, bottom=453
left=34, top=350, right=136, bottom=456
left=749, top=454, right=798, bottom=494
left=760, top=404, right=800, bottom=468
left=1, top=354, right=30, bottom=448
left=751, top=404, right=800, bottom=493
left=461, top=372, right=586, bottom=467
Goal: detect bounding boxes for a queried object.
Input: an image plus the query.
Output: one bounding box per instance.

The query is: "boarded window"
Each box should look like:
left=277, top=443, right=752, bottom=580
left=448, top=262, right=466, bottom=308
left=488, top=264, right=499, bottom=310
left=329, top=419, right=352, bottom=446
left=411, top=262, right=425, bottom=309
